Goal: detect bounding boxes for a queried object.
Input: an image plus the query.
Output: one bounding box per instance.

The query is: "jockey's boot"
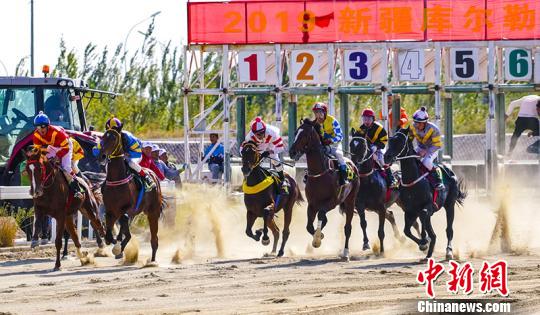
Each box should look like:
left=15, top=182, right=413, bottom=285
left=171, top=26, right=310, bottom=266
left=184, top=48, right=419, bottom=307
left=277, top=170, right=289, bottom=195
left=430, top=168, right=444, bottom=190
left=385, top=168, right=397, bottom=188
left=68, top=179, right=84, bottom=199
left=138, top=170, right=156, bottom=190
left=338, top=164, right=348, bottom=186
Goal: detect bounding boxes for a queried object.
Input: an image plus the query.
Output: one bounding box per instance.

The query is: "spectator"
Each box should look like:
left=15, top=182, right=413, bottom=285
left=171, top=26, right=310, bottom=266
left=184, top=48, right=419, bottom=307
left=506, top=95, right=540, bottom=156
left=203, top=133, right=224, bottom=181
left=379, top=92, right=408, bottom=131
left=158, top=149, right=185, bottom=183
left=140, top=142, right=165, bottom=181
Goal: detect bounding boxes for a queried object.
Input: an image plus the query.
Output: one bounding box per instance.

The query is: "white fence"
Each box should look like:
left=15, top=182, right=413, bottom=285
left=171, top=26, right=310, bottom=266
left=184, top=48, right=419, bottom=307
left=0, top=180, right=176, bottom=243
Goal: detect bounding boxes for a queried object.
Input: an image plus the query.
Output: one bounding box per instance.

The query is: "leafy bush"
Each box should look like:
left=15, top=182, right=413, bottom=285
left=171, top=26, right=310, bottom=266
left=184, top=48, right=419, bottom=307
left=0, top=216, right=18, bottom=247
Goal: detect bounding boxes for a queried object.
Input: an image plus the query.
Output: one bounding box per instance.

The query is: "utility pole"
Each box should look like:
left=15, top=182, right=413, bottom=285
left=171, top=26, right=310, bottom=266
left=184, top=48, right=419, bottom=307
left=30, top=0, right=35, bottom=76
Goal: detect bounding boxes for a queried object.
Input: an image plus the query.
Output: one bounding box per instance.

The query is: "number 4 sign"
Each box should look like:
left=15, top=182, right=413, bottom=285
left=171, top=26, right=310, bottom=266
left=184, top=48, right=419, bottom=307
left=398, top=49, right=425, bottom=81
left=238, top=51, right=266, bottom=83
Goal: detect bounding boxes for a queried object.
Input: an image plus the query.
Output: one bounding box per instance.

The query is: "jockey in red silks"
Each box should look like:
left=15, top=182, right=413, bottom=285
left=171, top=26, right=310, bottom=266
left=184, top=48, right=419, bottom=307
left=32, top=111, right=83, bottom=198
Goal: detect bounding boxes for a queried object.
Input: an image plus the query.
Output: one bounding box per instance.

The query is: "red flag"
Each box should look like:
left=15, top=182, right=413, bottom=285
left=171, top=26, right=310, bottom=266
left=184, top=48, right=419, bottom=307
left=315, top=12, right=334, bottom=28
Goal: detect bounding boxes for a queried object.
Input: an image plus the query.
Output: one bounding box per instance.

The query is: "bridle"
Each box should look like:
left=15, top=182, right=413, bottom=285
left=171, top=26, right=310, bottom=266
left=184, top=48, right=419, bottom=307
left=294, top=123, right=330, bottom=177
left=27, top=155, right=57, bottom=194
left=392, top=131, right=420, bottom=161
left=104, top=129, right=124, bottom=159
left=241, top=142, right=262, bottom=177
left=350, top=136, right=374, bottom=165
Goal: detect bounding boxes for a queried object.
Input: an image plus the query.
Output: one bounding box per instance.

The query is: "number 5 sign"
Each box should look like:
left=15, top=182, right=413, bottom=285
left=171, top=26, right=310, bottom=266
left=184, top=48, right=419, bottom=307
left=290, top=50, right=320, bottom=84
left=450, top=48, right=479, bottom=81
left=238, top=51, right=266, bottom=83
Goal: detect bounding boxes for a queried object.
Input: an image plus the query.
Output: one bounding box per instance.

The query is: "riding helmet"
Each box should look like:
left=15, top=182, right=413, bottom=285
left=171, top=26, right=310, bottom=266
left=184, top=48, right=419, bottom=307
left=251, top=117, right=266, bottom=134
left=33, top=111, right=50, bottom=126
left=106, top=116, right=123, bottom=131
left=361, top=108, right=375, bottom=118
left=312, top=102, right=328, bottom=114
left=412, top=106, right=429, bottom=123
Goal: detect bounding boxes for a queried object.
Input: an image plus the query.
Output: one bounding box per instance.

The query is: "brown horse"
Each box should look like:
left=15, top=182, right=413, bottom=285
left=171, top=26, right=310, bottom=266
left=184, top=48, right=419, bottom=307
left=240, top=141, right=303, bottom=257
left=289, top=119, right=360, bottom=260
left=98, top=129, right=162, bottom=264
left=25, top=145, right=105, bottom=271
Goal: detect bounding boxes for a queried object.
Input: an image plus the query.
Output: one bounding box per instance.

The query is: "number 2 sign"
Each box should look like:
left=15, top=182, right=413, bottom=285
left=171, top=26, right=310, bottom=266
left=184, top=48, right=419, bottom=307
left=238, top=51, right=266, bottom=83
left=450, top=48, right=479, bottom=81
left=290, top=50, right=320, bottom=84
left=343, top=50, right=372, bottom=82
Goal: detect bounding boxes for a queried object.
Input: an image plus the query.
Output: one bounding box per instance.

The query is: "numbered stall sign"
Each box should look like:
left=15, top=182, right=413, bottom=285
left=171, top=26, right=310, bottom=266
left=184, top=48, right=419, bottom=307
left=535, top=52, right=540, bottom=84
left=450, top=48, right=479, bottom=81
left=343, top=50, right=372, bottom=82
left=238, top=51, right=266, bottom=83
left=290, top=50, right=320, bottom=84
left=398, top=49, right=425, bottom=81
left=505, top=48, right=532, bottom=81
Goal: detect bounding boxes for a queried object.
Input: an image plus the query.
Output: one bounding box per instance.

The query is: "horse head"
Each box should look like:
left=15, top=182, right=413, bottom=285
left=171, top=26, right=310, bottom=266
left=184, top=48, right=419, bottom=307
left=24, top=145, right=51, bottom=198
left=349, top=128, right=369, bottom=165
left=99, top=129, right=124, bottom=161
left=384, top=126, right=414, bottom=165
left=240, top=141, right=260, bottom=177
left=289, top=119, right=322, bottom=161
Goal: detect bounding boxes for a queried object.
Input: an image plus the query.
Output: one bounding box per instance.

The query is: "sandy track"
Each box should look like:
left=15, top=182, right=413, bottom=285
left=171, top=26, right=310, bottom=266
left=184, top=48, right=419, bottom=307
left=1, top=183, right=539, bottom=314
left=0, top=250, right=539, bottom=314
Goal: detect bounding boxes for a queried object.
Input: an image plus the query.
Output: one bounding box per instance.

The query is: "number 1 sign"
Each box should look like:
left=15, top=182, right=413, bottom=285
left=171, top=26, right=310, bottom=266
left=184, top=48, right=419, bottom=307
left=238, top=51, right=266, bottom=83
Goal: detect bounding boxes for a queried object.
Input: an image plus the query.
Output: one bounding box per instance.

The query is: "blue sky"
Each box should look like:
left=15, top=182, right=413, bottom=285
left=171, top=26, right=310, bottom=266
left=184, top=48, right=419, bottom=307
left=0, top=0, right=187, bottom=75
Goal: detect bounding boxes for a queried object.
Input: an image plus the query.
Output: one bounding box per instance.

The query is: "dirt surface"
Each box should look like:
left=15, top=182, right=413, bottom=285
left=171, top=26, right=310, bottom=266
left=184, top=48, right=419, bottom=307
left=0, top=184, right=539, bottom=314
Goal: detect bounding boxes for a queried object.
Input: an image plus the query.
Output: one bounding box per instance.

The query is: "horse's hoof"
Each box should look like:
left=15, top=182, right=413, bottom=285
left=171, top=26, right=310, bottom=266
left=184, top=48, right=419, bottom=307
left=144, top=259, right=159, bottom=268
left=30, top=240, right=39, bottom=249
left=53, top=266, right=61, bottom=272
left=261, top=237, right=270, bottom=246
left=112, top=244, right=122, bottom=256
left=340, top=255, right=350, bottom=262
left=419, top=257, right=428, bottom=264
left=61, top=255, right=68, bottom=261
left=446, top=250, right=453, bottom=261
left=362, top=243, right=370, bottom=251
left=312, top=239, right=321, bottom=248
left=114, top=253, right=124, bottom=260
left=277, top=250, right=284, bottom=257
left=341, top=249, right=350, bottom=262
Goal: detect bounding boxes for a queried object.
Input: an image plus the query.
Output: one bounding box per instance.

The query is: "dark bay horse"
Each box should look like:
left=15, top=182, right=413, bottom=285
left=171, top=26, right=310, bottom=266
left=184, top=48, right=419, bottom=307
left=25, top=145, right=105, bottom=271
left=98, top=129, right=163, bottom=264
left=241, top=141, right=303, bottom=256
left=349, top=131, right=421, bottom=254
left=289, top=119, right=360, bottom=260
left=384, top=127, right=467, bottom=260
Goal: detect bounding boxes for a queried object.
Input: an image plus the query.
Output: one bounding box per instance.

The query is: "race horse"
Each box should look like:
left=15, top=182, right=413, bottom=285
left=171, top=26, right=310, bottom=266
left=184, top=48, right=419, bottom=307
left=25, top=145, right=105, bottom=271
left=383, top=127, right=467, bottom=260
left=289, top=119, right=360, bottom=260
left=98, top=129, right=163, bottom=264
left=349, top=130, right=421, bottom=254
left=240, top=141, right=303, bottom=257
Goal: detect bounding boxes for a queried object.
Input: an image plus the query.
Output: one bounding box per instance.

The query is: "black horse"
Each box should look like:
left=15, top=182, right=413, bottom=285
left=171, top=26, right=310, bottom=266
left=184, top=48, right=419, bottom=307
left=349, top=130, right=421, bottom=254
left=383, top=127, right=467, bottom=260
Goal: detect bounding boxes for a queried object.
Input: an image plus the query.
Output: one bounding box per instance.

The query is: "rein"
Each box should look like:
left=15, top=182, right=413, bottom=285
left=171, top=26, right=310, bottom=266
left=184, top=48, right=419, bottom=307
left=242, top=142, right=263, bottom=177
left=392, top=131, right=426, bottom=187
left=107, top=129, right=125, bottom=159
left=27, top=158, right=56, bottom=191
left=350, top=136, right=374, bottom=165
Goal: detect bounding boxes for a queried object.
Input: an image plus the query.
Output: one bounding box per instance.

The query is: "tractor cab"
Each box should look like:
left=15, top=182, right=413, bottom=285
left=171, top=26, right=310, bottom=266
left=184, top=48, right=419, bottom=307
left=0, top=69, right=118, bottom=186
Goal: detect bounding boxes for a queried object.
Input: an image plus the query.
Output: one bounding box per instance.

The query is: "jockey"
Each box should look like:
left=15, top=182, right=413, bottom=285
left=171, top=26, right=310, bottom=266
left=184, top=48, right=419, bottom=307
left=411, top=107, right=444, bottom=190
left=32, top=111, right=83, bottom=198
left=312, top=102, right=347, bottom=185
left=245, top=117, right=288, bottom=194
left=93, top=117, right=155, bottom=190
left=70, top=137, right=84, bottom=177
left=358, top=108, right=395, bottom=187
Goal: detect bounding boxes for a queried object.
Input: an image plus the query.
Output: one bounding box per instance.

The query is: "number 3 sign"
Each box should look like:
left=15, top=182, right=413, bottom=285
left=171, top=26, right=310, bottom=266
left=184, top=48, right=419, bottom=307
left=290, top=50, right=320, bottom=84
left=343, top=50, right=372, bottom=82
left=238, top=51, right=266, bottom=83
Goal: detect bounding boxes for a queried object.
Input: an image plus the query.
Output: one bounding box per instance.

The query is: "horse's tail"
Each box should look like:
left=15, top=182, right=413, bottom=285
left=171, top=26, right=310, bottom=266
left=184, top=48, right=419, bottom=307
left=455, top=178, right=467, bottom=208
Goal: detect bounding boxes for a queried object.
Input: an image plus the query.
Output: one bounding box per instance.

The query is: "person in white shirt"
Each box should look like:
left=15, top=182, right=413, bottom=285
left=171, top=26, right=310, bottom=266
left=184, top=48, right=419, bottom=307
left=244, top=117, right=288, bottom=194
left=505, top=95, right=540, bottom=155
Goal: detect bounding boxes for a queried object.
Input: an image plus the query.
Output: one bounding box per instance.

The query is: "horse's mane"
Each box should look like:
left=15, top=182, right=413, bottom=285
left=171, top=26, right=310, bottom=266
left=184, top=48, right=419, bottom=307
left=300, top=118, right=322, bottom=141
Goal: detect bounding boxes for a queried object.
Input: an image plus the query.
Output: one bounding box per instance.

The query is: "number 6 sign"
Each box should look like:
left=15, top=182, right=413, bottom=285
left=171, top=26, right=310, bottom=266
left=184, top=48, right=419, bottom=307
left=290, top=50, right=320, bottom=84
left=238, top=51, right=266, bottom=83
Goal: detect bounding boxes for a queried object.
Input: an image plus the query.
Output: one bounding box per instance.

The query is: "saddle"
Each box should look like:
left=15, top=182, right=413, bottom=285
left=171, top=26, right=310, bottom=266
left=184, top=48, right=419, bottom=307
left=417, top=161, right=452, bottom=210
left=242, top=168, right=283, bottom=195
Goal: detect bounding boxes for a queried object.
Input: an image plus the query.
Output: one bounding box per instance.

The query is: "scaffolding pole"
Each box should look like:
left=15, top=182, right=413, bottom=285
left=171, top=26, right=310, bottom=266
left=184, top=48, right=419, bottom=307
left=222, top=45, right=231, bottom=185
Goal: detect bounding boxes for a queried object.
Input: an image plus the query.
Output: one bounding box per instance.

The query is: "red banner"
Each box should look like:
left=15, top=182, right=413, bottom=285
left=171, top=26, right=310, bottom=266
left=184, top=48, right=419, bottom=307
left=187, top=0, right=540, bottom=44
